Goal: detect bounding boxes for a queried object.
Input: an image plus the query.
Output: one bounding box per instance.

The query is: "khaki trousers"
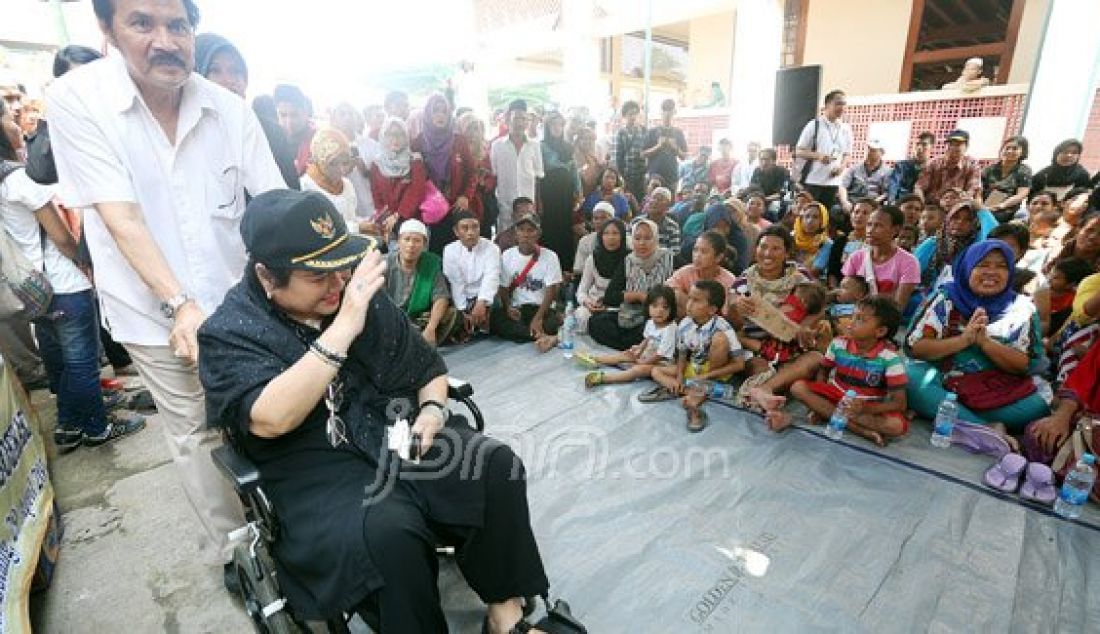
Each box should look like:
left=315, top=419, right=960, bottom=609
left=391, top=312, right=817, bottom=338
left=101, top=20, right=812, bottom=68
left=125, top=343, right=244, bottom=564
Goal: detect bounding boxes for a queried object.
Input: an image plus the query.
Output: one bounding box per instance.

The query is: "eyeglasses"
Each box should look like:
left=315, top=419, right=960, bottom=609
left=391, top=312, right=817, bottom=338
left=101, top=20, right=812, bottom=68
left=325, top=381, right=348, bottom=447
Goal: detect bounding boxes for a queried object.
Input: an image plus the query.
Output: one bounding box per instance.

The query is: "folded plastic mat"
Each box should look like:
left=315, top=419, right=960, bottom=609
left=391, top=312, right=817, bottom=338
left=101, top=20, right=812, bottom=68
left=434, top=339, right=1100, bottom=633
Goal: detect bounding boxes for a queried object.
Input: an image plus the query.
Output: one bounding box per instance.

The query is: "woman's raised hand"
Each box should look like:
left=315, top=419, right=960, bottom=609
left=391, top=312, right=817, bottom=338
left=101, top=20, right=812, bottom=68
left=333, top=251, right=387, bottom=339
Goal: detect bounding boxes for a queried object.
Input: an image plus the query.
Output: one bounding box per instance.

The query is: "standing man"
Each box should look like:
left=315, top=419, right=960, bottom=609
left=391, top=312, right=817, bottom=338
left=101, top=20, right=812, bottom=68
left=888, top=131, right=934, bottom=202
left=273, top=83, right=315, bottom=176
left=915, top=129, right=981, bottom=204
left=794, top=89, right=852, bottom=210
left=490, top=100, right=543, bottom=238
left=615, top=100, right=648, bottom=204
left=679, top=145, right=711, bottom=192
left=47, top=0, right=285, bottom=589
left=644, top=98, right=687, bottom=197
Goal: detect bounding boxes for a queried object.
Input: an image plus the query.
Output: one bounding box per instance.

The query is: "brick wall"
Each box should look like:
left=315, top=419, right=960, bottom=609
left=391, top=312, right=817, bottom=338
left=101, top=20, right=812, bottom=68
left=654, top=93, right=1029, bottom=171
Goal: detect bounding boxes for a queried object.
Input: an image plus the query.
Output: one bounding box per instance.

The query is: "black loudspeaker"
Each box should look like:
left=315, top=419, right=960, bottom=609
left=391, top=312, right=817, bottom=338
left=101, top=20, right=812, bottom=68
left=773, top=66, right=822, bottom=147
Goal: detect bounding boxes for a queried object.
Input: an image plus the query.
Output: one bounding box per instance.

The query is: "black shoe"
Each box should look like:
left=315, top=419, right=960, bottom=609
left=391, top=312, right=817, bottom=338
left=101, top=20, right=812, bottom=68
left=223, top=562, right=242, bottom=597
left=83, top=413, right=146, bottom=448
left=54, top=427, right=84, bottom=454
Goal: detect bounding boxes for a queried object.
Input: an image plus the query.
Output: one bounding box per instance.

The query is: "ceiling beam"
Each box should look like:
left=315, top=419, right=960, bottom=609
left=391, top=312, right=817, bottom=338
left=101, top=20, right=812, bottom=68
left=921, top=21, right=1006, bottom=45
left=899, top=0, right=927, bottom=91
left=911, top=43, right=1005, bottom=65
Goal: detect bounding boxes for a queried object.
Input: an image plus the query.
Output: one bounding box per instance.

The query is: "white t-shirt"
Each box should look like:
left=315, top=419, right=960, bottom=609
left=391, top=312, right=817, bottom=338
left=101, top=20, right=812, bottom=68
left=501, top=246, right=562, bottom=307
left=641, top=320, right=678, bottom=362
left=0, top=169, right=90, bottom=294
left=796, top=116, right=853, bottom=187
left=301, top=173, right=360, bottom=235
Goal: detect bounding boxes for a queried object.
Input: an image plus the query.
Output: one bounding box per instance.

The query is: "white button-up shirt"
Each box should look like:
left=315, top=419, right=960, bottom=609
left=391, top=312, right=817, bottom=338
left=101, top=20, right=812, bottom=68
left=442, top=237, right=501, bottom=309
left=489, top=135, right=543, bottom=231
left=47, top=54, right=284, bottom=345
left=796, top=116, right=853, bottom=188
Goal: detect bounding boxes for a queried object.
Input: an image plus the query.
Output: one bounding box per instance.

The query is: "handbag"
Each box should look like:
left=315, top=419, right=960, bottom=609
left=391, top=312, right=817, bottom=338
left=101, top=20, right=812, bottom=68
left=419, top=181, right=450, bottom=225
left=1050, top=417, right=1100, bottom=502
left=0, top=162, right=54, bottom=319
left=793, top=118, right=819, bottom=186
left=943, top=369, right=1037, bottom=411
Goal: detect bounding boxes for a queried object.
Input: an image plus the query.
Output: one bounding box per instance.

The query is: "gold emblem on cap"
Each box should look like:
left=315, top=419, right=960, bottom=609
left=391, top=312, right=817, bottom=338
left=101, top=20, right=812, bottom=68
left=310, top=214, right=336, bottom=240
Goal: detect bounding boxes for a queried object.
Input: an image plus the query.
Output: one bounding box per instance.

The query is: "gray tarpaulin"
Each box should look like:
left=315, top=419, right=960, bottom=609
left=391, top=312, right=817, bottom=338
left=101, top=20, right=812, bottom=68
left=418, top=338, right=1100, bottom=633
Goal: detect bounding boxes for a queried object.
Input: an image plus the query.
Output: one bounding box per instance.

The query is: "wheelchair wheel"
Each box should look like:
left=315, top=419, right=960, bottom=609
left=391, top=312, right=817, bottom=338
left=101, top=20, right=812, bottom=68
left=233, top=542, right=302, bottom=634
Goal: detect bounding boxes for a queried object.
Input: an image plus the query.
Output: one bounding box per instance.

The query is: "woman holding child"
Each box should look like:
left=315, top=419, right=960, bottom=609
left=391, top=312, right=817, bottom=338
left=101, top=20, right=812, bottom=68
left=905, top=240, right=1051, bottom=433
left=588, top=219, right=676, bottom=350
left=728, top=227, right=811, bottom=359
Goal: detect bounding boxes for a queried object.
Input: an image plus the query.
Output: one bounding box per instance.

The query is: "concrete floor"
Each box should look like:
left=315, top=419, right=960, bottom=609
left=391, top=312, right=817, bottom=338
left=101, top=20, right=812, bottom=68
left=28, top=387, right=252, bottom=633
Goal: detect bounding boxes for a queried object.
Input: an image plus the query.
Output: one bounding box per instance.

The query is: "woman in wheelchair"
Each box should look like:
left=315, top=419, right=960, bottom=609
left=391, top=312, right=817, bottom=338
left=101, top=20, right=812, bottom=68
left=198, top=190, right=582, bottom=633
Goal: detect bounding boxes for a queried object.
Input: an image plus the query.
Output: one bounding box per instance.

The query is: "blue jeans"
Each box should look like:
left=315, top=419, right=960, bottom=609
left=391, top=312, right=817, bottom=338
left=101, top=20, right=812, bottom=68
left=34, top=290, right=108, bottom=436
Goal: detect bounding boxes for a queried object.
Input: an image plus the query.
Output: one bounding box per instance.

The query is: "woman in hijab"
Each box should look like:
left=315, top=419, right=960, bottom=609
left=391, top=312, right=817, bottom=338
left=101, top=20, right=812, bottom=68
left=539, top=111, right=581, bottom=273
left=1030, top=138, right=1091, bottom=195
left=457, top=112, right=498, bottom=238
left=905, top=240, right=1050, bottom=432
left=574, top=219, right=629, bottom=333
left=300, top=128, right=361, bottom=234
left=194, top=33, right=299, bottom=190
left=589, top=219, right=677, bottom=349
left=369, top=117, right=428, bottom=246
left=913, top=201, right=986, bottom=296
left=198, top=190, right=583, bottom=634
left=679, top=202, right=742, bottom=272
left=792, top=202, right=831, bottom=273
left=412, top=93, right=475, bottom=254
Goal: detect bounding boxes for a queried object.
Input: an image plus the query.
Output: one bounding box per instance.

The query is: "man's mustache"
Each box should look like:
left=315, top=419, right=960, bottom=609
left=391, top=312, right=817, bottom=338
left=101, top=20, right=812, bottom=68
left=150, top=53, right=187, bottom=69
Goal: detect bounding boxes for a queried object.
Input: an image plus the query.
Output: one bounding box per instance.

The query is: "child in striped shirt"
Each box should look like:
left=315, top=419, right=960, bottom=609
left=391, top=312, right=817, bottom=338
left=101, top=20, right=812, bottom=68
left=769, top=295, right=909, bottom=445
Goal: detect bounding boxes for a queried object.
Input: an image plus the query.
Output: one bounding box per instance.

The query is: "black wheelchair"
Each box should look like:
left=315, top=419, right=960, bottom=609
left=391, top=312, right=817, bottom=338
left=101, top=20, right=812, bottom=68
left=212, top=377, right=488, bottom=633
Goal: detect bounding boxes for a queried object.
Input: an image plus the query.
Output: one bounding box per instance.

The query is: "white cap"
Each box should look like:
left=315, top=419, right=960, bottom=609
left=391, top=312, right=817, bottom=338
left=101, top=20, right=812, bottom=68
left=399, top=219, right=429, bottom=238
left=867, top=138, right=885, bottom=150
left=651, top=187, right=672, bottom=201
left=592, top=201, right=616, bottom=217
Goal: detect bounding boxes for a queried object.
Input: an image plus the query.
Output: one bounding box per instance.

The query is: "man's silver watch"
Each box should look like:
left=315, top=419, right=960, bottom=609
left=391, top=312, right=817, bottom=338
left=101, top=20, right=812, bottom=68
left=160, top=292, right=193, bottom=320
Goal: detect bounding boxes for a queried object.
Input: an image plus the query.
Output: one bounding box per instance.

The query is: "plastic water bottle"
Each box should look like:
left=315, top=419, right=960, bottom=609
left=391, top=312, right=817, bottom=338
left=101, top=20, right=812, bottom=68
left=930, top=393, right=958, bottom=448
left=826, top=390, right=857, bottom=440
left=1054, top=453, right=1097, bottom=519
left=685, top=379, right=735, bottom=401
left=560, top=302, right=576, bottom=359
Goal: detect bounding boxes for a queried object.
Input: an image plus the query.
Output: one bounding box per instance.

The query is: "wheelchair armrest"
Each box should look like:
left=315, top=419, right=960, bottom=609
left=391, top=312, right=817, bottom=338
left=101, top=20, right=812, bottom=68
left=212, top=444, right=262, bottom=497
left=447, top=377, right=474, bottom=400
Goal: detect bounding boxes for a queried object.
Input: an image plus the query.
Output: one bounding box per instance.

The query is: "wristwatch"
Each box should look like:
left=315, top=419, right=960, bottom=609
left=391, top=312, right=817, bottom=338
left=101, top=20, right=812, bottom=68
left=160, top=292, right=193, bottom=319
left=419, top=400, right=451, bottom=425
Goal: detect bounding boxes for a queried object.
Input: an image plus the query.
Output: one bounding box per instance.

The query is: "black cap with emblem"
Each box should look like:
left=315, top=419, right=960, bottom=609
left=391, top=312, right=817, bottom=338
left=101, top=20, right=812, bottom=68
left=241, top=189, right=376, bottom=271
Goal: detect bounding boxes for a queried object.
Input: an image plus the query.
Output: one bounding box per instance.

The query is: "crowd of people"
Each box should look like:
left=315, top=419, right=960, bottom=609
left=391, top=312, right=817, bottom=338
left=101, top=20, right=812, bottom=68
left=3, top=0, right=1100, bottom=630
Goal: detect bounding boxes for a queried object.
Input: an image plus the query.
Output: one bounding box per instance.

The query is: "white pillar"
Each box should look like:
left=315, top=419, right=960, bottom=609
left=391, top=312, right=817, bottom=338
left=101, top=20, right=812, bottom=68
left=727, top=0, right=783, bottom=152
left=560, top=0, right=604, bottom=114
left=1021, top=0, right=1100, bottom=167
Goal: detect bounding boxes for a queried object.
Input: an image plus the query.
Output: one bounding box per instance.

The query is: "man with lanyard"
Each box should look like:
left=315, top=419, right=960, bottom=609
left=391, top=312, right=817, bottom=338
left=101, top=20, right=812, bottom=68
left=47, top=0, right=285, bottom=591
left=915, top=129, right=982, bottom=204
left=794, top=89, right=852, bottom=210
left=838, top=138, right=892, bottom=212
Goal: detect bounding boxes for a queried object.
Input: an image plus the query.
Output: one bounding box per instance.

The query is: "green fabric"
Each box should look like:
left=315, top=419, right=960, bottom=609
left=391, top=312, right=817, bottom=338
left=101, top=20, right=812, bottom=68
left=682, top=212, right=706, bottom=240
left=905, top=360, right=1050, bottom=433
left=406, top=251, right=442, bottom=317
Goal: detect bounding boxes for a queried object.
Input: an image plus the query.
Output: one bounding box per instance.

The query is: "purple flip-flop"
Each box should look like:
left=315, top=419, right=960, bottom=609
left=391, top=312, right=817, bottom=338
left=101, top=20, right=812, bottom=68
left=953, top=421, right=1012, bottom=458
left=983, top=453, right=1027, bottom=493
left=1019, top=463, right=1057, bottom=505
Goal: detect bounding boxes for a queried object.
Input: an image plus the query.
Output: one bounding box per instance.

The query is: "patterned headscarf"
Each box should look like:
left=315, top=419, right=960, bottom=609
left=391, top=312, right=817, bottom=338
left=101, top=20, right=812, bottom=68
left=376, top=117, right=413, bottom=178
left=793, top=203, right=829, bottom=255
left=310, top=128, right=350, bottom=168
left=924, top=202, right=979, bottom=286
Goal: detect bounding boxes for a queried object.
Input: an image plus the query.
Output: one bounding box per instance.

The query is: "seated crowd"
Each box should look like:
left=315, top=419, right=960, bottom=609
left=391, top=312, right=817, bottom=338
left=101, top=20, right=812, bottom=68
left=4, top=7, right=1100, bottom=629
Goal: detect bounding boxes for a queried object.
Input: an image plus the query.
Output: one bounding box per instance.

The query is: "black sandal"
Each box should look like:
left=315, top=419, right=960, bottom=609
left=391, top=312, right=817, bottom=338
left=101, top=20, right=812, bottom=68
left=482, top=596, right=587, bottom=634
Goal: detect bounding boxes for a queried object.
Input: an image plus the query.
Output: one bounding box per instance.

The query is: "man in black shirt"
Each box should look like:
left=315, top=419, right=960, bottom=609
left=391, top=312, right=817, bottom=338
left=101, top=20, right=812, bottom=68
left=643, top=98, right=687, bottom=196
left=750, top=148, right=791, bottom=218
